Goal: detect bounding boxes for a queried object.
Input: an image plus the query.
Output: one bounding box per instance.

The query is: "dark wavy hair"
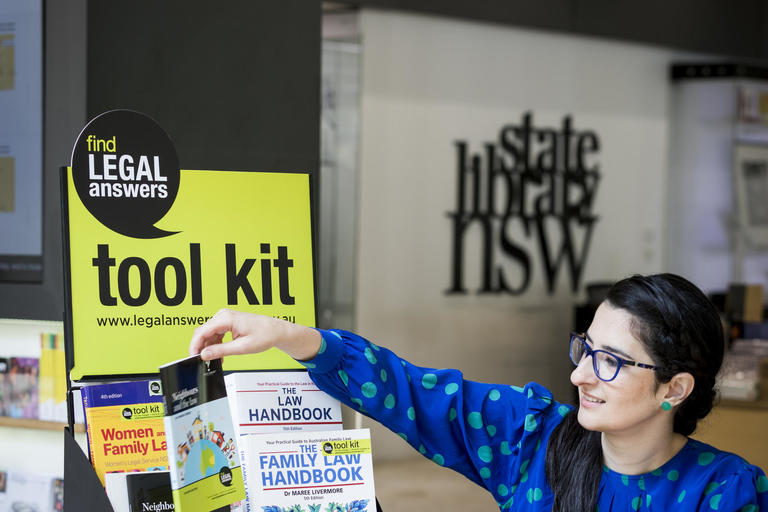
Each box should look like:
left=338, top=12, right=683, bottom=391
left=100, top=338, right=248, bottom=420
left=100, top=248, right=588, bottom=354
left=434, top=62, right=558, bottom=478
left=545, top=273, right=725, bottom=512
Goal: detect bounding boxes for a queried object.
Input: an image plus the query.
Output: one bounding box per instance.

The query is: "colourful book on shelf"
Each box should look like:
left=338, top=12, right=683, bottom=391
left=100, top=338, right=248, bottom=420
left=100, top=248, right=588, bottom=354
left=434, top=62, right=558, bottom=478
left=80, top=379, right=168, bottom=485
left=53, top=334, right=68, bottom=423
left=159, top=355, right=245, bottom=512
left=0, top=358, right=9, bottom=416
left=38, top=333, right=55, bottom=421
left=8, top=357, right=39, bottom=419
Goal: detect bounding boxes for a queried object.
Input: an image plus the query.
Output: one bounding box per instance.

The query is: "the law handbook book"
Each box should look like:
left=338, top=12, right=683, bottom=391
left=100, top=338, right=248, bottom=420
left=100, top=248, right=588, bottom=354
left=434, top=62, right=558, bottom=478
left=159, top=355, right=246, bottom=512
left=225, top=371, right=343, bottom=511
left=80, top=379, right=168, bottom=484
left=246, top=429, right=375, bottom=512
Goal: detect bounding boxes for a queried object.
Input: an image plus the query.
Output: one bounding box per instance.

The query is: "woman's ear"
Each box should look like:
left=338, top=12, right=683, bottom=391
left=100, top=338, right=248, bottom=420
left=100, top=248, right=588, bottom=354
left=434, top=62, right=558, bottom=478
left=663, top=372, right=695, bottom=407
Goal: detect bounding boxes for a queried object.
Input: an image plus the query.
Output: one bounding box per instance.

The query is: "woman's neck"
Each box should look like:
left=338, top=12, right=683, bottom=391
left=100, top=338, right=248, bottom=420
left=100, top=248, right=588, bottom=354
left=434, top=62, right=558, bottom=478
left=601, top=429, right=688, bottom=475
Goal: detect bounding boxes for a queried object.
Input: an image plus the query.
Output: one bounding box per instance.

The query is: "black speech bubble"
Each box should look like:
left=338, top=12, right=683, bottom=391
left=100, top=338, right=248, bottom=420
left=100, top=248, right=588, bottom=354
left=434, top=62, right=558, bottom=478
left=71, top=110, right=180, bottom=238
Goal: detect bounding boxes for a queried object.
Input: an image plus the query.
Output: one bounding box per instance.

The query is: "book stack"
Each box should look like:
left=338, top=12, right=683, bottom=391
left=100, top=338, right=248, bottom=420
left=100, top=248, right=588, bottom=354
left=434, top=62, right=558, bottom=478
left=79, top=362, right=377, bottom=512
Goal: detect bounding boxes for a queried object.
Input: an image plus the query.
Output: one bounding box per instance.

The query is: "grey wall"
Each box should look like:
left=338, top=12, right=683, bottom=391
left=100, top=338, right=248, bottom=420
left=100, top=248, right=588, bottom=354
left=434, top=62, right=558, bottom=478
left=353, top=0, right=768, bottom=61
left=0, top=0, right=320, bottom=321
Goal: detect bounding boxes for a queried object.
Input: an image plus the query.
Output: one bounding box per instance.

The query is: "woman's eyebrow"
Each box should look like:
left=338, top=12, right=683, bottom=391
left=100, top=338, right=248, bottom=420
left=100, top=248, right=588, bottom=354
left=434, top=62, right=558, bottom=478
left=601, top=344, right=634, bottom=360
left=585, top=332, right=634, bottom=360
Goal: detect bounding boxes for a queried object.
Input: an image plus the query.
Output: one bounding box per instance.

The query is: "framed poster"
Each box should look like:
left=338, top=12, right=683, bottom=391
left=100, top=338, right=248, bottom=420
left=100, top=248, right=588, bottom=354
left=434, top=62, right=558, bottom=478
left=0, top=0, right=43, bottom=282
left=733, top=144, right=768, bottom=247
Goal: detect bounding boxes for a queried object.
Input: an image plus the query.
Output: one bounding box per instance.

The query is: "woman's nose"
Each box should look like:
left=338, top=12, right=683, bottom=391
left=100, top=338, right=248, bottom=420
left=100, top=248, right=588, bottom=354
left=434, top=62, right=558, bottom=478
left=570, top=356, right=598, bottom=386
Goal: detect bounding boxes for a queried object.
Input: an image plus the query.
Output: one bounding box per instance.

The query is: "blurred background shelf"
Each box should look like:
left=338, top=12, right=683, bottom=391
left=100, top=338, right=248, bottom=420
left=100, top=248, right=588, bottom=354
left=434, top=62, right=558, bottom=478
left=0, top=416, right=84, bottom=433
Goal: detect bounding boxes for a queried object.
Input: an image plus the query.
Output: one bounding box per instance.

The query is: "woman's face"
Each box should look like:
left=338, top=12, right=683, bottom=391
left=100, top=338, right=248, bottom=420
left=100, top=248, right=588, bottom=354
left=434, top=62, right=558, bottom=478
left=570, top=302, right=669, bottom=436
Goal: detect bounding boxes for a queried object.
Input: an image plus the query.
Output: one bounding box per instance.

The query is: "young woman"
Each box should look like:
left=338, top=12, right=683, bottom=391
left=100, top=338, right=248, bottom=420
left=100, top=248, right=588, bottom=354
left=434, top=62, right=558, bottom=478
left=189, top=274, right=768, bottom=511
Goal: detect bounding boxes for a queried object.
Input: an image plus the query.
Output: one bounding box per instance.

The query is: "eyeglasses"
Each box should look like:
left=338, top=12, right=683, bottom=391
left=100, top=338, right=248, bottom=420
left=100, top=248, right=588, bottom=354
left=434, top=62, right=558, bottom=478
left=569, top=332, right=664, bottom=382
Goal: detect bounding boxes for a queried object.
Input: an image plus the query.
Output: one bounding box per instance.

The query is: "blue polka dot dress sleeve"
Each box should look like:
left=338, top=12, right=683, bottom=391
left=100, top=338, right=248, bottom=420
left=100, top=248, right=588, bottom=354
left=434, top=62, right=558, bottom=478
left=299, top=328, right=572, bottom=508
left=694, top=467, right=768, bottom=512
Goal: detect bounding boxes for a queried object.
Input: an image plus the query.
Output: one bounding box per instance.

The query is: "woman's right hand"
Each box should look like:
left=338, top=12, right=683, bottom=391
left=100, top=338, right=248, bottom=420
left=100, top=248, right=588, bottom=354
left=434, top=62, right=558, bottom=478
left=188, top=309, right=322, bottom=362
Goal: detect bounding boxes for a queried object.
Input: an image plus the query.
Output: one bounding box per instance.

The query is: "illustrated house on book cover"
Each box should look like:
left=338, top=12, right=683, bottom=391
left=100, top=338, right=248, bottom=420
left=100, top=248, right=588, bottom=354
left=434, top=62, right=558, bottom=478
left=159, top=355, right=245, bottom=512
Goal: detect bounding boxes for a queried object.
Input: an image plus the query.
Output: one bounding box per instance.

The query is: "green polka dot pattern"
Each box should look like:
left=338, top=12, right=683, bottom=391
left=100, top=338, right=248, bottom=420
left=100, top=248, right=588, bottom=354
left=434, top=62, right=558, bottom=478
left=489, top=389, right=501, bottom=401
left=422, top=373, right=437, bottom=389
left=478, top=446, right=493, bottom=463
left=526, top=488, right=542, bottom=503
left=445, top=382, right=459, bottom=395
left=384, top=394, right=396, bottom=409
left=467, top=412, right=483, bottom=429
left=361, top=382, right=377, bottom=398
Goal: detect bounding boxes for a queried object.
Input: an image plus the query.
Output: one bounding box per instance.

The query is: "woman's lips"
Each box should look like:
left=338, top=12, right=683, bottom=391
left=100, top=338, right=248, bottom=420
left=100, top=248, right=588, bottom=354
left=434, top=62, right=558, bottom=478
left=580, top=391, right=605, bottom=408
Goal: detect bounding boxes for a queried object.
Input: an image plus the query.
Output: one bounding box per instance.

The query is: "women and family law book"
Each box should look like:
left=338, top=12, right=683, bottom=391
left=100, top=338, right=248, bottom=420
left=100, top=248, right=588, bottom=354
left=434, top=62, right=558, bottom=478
left=80, top=379, right=168, bottom=484
left=159, top=355, right=246, bottom=512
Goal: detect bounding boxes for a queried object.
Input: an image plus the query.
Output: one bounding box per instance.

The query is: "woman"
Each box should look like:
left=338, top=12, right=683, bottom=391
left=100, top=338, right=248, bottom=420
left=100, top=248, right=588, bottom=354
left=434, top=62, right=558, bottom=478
left=189, top=274, right=768, bottom=511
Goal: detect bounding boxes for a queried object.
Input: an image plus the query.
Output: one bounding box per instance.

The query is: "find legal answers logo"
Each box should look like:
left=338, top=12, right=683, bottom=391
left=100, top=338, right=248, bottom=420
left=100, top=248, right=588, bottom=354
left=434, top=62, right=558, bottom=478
left=70, top=110, right=180, bottom=238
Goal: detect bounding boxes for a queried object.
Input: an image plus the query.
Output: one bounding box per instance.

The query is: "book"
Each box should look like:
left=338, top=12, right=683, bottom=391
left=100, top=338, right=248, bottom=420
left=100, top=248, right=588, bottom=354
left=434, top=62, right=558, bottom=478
left=159, top=355, right=246, bottom=512
left=105, top=471, right=174, bottom=512
left=245, top=429, right=375, bottom=512
left=225, top=370, right=344, bottom=512
left=80, top=379, right=168, bottom=484
left=53, top=333, right=69, bottom=422
left=7, top=357, right=39, bottom=419
left=38, top=333, right=56, bottom=421
left=0, top=358, right=9, bottom=416
left=225, top=371, right=343, bottom=435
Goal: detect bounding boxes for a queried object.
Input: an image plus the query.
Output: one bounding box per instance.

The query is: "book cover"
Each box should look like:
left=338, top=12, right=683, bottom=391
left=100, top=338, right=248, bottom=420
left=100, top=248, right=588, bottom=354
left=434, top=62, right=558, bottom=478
left=159, top=355, right=245, bottom=512
left=0, top=358, right=9, bottom=416
left=225, top=371, right=343, bottom=435
left=225, top=371, right=343, bottom=512
left=80, top=379, right=168, bottom=485
left=38, top=333, right=56, bottom=421
left=245, top=429, right=375, bottom=512
left=105, top=471, right=175, bottom=512
left=53, top=333, right=69, bottom=422
left=8, top=357, right=39, bottom=419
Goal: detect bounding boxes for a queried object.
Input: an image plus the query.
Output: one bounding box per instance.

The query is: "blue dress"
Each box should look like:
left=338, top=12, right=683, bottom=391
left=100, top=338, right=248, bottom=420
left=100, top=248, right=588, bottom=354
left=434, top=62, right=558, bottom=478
left=300, top=328, right=768, bottom=511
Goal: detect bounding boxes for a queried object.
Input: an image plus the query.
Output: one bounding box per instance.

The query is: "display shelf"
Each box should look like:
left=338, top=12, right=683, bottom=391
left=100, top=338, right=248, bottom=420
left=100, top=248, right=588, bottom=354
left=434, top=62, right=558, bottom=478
left=0, top=416, right=84, bottom=432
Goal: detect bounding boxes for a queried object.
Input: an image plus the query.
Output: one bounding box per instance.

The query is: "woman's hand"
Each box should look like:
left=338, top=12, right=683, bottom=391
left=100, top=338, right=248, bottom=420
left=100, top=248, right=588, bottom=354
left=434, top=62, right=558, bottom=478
left=188, top=309, right=322, bottom=362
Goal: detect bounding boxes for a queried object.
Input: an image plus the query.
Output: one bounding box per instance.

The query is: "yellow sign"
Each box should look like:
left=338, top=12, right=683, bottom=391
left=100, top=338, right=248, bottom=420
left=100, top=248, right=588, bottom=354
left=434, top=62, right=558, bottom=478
left=64, top=167, right=314, bottom=379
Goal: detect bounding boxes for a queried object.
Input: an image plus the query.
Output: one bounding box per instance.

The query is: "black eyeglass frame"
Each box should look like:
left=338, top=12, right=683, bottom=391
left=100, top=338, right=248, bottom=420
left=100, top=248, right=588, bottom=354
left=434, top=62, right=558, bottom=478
left=569, top=332, right=665, bottom=382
